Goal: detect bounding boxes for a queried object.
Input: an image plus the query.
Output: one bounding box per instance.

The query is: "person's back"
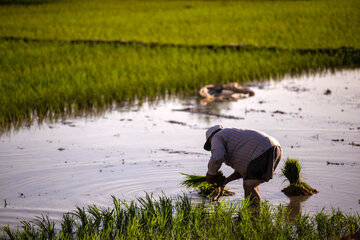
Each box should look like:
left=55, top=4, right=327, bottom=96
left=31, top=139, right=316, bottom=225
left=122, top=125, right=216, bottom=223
left=204, top=125, right=282, bottom=205
left=210, top=128, right=280, bottom=176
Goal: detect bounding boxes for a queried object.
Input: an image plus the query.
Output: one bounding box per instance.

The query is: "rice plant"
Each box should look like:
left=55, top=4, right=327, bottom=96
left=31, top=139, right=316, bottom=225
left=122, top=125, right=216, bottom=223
left=281, top=158, right=319, bottom=196
left=1, top=194, right=359, bottom=239
left=59, top=213, right=74, bottom=239
left=0, top=39, right=359, bottom=130
left=180, top=173, right=234, bottom=200
left=0, top=0, right=359, bottom=49
left=31, top=215, right=56, bottom=240
left=281, top=158, right=302, bottom=185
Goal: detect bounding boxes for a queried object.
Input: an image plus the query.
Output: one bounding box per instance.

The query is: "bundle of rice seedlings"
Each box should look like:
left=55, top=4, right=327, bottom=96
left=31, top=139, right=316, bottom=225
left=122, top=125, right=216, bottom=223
left=180, top=173, right=234, bottom=200
left=281, top=158, right=318, bottom=196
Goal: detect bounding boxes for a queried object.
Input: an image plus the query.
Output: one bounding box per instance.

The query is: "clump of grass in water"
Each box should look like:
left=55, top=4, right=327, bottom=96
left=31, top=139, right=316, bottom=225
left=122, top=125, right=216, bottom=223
left=281, top=158, right=318, bottom=196
left=180, top=173, right=234, bottom=199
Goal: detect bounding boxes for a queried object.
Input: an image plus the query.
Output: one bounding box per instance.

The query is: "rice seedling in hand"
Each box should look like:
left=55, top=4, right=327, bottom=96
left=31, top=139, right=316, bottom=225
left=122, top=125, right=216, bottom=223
left=180, top=173, right=234, bottom=200
left=281, top=158, right=318, bottom=196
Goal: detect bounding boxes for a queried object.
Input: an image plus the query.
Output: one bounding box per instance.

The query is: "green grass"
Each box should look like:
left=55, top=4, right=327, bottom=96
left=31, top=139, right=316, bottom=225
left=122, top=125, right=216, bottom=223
left=281, top=158, right=319, bottom=196
left=0, top=0, right=359, bottom=49
left=1, top=194, right=359, bottom=239
left=1, top=39, right=359, bottom=129
left=180, top=173, right=234, bottom=198
left=281, top=158, right=302, bottom=185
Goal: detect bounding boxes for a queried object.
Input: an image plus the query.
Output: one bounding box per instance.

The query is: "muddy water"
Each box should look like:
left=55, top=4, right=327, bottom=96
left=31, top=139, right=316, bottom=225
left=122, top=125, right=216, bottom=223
left=1, top=70, right=360, bottom=227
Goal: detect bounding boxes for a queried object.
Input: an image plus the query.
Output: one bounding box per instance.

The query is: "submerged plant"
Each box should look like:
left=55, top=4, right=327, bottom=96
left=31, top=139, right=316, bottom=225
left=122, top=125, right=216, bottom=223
left=180, top=173, right=234, bottom=200
left=281, top=158, right=318, bottom=196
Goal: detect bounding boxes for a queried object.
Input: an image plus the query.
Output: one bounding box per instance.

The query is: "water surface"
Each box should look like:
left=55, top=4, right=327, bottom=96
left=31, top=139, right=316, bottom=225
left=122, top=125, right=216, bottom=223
left=1, top=70, right=360, bottom=227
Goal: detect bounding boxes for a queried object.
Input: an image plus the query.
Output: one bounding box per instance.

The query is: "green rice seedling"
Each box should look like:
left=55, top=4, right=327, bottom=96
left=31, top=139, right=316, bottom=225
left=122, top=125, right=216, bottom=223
left=0, top=39, right=359, bottom=130
left=180, top=173, right=234, bottom=199
left=31, top=214, right=56, bottom=240
left=100, top=208, right=114, bottom=232
left=20, top=220, right=39, bottom=239
left=136, top=193, right=174, bottom=238
left=71, top=206, right=90, bottom=238
left=87, top=205, right=102, bottom=233
left=345, top=214, right=360, bottom=236
left=313, top=209, right=360, bottom=239
left=294, top=213, right=315, bottom=238
left=1, top=226, right=15, bottom=240
left=281, top=158, right=318, bottom=196
left=272, top=205, right=293, bottom=238
left=112, top=195, right=127, bottom=235
left=1, top=195, right=360, bottom=239
left=59, top=213, right=74, bottom=239
left=281, top=158, right=301, bottom=184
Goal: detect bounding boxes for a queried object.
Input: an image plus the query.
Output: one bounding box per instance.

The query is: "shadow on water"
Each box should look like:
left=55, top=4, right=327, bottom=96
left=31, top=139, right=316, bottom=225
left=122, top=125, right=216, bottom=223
left=286, top=195, right=310, bottom=221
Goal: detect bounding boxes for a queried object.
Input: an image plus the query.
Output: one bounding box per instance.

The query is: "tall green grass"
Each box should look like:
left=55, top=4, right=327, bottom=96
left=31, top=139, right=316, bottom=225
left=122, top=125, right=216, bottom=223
left=1, top=40, right=359, bottom=129
left=0, top=0, right=359, bottom=49
left=1, top=194, right=359, bottom=239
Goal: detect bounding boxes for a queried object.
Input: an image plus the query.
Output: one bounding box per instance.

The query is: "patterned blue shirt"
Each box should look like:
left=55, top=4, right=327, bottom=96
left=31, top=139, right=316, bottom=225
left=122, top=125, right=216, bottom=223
left=207, top=128, right=280, bottom=176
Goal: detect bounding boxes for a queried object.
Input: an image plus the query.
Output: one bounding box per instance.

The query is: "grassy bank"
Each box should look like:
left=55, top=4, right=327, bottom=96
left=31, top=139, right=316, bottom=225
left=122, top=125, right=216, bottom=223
left=1, top=40, right=359, bottom=128
left=0, top=0, right=359, bottom=49
left=1, top=194, right=359, bottom=239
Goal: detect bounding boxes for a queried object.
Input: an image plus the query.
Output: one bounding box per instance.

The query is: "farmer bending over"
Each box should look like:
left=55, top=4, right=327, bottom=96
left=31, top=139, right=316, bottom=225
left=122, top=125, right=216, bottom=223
left=204, top=125, right=282, bottom=205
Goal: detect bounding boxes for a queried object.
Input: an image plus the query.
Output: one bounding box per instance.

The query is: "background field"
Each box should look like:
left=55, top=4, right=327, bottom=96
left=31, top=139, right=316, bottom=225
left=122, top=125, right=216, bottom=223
left=1, top=0, right=359, bottom=48
left=0, top=0, right=360, bottom=127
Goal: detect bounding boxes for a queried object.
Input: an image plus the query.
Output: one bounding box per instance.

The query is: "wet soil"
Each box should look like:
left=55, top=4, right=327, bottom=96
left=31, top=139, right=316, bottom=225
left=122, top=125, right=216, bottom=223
left=0, top=70, right=359, bottom=227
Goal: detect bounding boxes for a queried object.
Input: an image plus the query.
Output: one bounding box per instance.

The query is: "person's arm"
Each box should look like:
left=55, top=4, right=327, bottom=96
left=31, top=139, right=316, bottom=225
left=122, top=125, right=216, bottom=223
left=225, top=171, right=242, bottom=184
left=207, top=136, right=226, bottom=176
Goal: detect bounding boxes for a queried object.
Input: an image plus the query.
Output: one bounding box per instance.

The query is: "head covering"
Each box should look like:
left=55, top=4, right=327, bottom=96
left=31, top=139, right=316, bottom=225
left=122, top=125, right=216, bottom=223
left=204, top=125, right=223, bottom=151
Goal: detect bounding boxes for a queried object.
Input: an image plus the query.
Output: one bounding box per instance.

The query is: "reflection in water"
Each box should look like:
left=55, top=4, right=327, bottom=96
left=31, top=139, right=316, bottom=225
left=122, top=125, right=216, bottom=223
left=286, top=195, right=310, bottom=220
left=0, top=97, right=160, bottom=136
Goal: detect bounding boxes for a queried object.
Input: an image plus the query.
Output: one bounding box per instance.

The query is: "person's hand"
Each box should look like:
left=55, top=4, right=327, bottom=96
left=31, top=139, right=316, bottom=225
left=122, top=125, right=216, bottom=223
left=206, top=171, right=226, bottom=187
left=206, top=173, right=217, bottom=184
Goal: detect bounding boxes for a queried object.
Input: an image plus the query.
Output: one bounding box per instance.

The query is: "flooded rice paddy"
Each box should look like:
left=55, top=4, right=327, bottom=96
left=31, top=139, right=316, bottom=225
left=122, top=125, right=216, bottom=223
left=1, top=70, right=360, bottom=227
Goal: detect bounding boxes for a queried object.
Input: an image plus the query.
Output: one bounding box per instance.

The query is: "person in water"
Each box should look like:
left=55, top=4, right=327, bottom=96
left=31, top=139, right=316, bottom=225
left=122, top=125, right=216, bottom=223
left=204, top=125, right=282, bottom=204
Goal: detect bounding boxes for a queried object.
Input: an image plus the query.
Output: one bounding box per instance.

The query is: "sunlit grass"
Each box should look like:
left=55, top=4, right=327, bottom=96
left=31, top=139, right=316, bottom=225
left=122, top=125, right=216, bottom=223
left=0, top=0, right=359, bottom=49
left=1, top=194, right=359, bottom=239
left=1, top=40, right=359, bottom=129
left=281, top=158, right=319, bottom=196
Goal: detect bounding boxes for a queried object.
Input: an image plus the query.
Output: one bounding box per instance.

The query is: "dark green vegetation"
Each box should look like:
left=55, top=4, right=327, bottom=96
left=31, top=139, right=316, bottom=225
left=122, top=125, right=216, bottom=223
left=1, top=194, right=359, bottom=239
left=281, top=158, right=319, bottom=196
left=180, top=173, right=234, bottom=198
left=0, top=0, right=360, bottom=128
